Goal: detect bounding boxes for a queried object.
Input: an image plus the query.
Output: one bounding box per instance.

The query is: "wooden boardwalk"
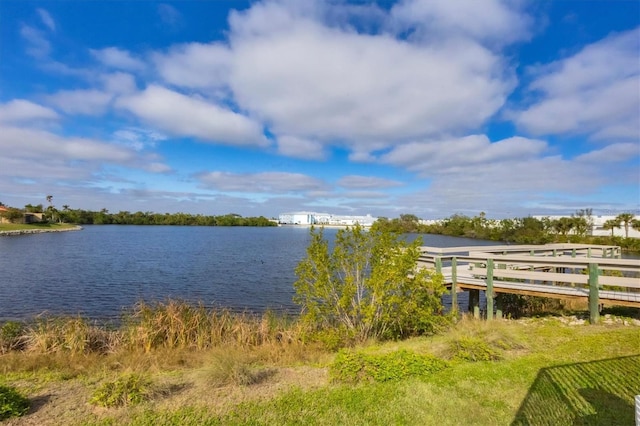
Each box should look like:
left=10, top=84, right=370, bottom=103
left=417, top=243, right=640, bottom=323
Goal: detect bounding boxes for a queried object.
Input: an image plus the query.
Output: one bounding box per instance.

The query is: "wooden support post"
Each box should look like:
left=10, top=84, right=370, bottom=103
left=571, top=249, right=576, bottom=258
left=588, top=263, right=600, bottom=324
left=587, top=248, right=592, bottom=258
left=435, top=256, right=442, bottom=274
left=486, top=258, right=494, bottom=320
left=469, top=289, right=480, bottom=319
left=451, top=257, right=458, bottom=313
left=496, top=294, right=503, bottom=319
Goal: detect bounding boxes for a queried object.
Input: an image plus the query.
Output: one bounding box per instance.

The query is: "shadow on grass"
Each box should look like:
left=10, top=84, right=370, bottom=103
left=512, top=355, right=639, bottom=426
left=27, top=394, right=52, bottom=415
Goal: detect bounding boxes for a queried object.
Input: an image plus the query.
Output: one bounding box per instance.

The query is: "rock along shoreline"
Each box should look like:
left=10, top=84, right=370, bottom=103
left=0, top=225, right=83, bottom=236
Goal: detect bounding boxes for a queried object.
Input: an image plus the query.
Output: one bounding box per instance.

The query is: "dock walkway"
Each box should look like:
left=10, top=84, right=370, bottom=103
left=417, top=243, right=640, bottom=323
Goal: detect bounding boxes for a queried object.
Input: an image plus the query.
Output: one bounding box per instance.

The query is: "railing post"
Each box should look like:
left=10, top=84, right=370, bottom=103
left=496, top=294, right=503, bottom=319
left=486, top=258, right=494, bottom=320
left=588, top=263, right=600, bottom=324
left=435, top=256, right=442, bottom=274
left=469, top=289, right=480, bottom=319
left=451, top=257, right=458, bottom=313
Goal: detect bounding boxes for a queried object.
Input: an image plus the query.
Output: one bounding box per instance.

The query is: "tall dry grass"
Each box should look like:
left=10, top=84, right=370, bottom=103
left=123, top=300, right=303, bottom=352
left=2, top=300, right=305, bottom=357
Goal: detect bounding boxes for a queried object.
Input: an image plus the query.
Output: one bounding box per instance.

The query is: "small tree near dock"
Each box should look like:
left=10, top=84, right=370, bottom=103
left=294, top=224, right=446, bottom=344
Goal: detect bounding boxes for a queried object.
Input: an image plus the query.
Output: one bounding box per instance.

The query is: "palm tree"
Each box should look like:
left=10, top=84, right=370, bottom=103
left=632, top=219, right=640, bottom=232
left=553, top=217, right=574, bottom=239
left=45, top=195, right=55, bottom=222
left=615, top=213, right=635, bottom=238
left=603, top=219, right=620, bottom=237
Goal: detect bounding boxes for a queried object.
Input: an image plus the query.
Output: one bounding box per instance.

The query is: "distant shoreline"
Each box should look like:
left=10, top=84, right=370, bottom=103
left=0, top=225, right=82, bottom=237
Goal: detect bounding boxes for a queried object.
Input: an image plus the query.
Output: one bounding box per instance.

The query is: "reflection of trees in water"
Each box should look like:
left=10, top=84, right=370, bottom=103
left=512, top=355, right=640, bottom=426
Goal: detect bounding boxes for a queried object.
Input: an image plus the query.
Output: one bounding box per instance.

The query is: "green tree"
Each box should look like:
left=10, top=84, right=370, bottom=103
left=603, top=219, right=620, bottom=237
left=572, top=209, right=593, bottom=237
left=632, top=219, right=640, bottom=232
left=552, top=217, right=574, bottom=239
left=615, top=213, right=635, bottom=238
left=398, top=214, right=420, bottom=232
left=44, top=195, right=57, bottom=222
left=24, top=204, right=43, bottom=213
left=294, top=225, right=446, bottom=343
left=1, top=208, right=24, bottom=224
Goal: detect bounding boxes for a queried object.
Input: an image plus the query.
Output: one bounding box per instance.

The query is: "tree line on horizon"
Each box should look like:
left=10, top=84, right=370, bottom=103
left=372, top=210, right=640, bottom=251
left=0, top=200, right=276, bottom=227
left=2, top=199, right=639, bottom=242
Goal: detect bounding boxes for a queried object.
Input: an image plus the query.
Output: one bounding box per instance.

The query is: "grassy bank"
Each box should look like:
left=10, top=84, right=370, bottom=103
left=0, top=223, right=79, bottom=232
left=1, top=306, right=638, bottom=425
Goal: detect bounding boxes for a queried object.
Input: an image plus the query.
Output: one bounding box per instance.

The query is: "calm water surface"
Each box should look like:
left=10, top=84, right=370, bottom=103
left=0, top=226, right=499, bottom=321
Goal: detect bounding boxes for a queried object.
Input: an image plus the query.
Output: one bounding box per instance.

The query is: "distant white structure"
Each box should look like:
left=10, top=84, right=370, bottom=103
left=533, top=215, right=640, bottom=238
left=278, top=211, right=377, bottom=227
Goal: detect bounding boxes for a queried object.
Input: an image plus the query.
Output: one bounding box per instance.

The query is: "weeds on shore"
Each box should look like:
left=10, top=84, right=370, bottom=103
left=90, top=373, right=153, bottom=408
left=123, top=301, right=301, bottom=352
left=0, top=301, right=304, bottom=358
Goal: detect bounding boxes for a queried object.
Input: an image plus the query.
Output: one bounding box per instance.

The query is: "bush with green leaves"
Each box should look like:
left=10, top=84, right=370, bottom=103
left=294, top=225, right=448, bottom=343
left=90, top=373, right=152, bottom=408
left=0, top=385, right=30, bottom=420
left=0, top=321, right=24, bottom=353
left=449, top=336, right=502, bottom=362
left=331, top=349, right=449, bottom=383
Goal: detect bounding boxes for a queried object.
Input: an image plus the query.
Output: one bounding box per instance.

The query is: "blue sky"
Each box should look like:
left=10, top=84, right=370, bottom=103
left=0, top=0, right=638, bottom=219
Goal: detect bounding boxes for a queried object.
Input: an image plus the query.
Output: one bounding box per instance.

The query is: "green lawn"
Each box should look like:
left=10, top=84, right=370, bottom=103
left=3, top=316, right=638, bottom=425
left=0, top=222, right=78, bottom=231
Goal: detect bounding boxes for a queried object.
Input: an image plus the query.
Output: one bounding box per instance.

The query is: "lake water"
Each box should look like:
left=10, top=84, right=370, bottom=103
left=0, top=225, right=499, bottom=321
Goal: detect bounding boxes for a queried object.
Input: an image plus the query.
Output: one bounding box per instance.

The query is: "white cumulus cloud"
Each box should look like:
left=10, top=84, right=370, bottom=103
left=512, top=27, right=640, bottom=142
left=0, top=99, right=59, bottom=123
left=117, top=85, right=267, bottom=147
left=90, top=47, right=146, bottom=71
left=46, top=89, right=113, bottom=115
left=197, top=171, right=327, bottom=193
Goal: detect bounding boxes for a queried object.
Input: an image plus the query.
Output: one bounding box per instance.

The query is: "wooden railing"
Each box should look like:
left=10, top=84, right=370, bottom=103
left=417, top=243, right=640, bottom=324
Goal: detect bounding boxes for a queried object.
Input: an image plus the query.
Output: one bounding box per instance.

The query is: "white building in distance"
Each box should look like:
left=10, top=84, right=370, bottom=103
left=278, top=211, right=377, bottom=227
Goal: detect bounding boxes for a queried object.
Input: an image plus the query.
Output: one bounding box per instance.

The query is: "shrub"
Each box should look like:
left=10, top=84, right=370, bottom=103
left=90, top=373, right=152, bottom=408
left=205, top=350, right=269, bottom=387
left=330, top=349, right=449, bottom=383
left=0, top=385, right=30, bottom=420
left=294, top=225, right=448, bottom=343
left=449, top=337, right=502, bottom=362
left=0, top=321, right=25, bottom=353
